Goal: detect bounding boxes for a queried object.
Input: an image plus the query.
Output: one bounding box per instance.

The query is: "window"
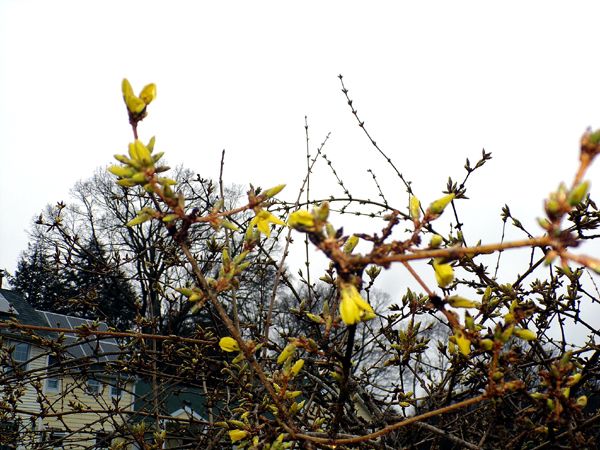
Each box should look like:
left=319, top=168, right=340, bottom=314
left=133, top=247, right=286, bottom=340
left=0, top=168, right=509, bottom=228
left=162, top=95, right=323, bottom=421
left=86, top=378, right=101, bottom=395
left=44, top=430, right=66, bottom=450
left=110, top=384, right=122, bottom=399
left=95, top=431, right=111, bottom=449
left=3, top=342, right=30, bottom=373
left=45, top=355, right=60, bottom=392
left=12, top=342, right=29, bottom=363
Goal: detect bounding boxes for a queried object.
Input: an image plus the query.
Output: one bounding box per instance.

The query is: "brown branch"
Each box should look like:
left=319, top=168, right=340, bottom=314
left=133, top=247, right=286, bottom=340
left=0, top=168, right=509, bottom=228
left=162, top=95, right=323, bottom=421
left=294, top=394, right=487, bottom=445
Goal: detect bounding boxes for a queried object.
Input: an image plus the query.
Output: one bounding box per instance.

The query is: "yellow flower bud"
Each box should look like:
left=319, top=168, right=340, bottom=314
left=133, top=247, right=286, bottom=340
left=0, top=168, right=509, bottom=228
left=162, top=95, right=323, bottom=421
left=219, top=337, right=239, bottom=352
left=125, top=94, right=146, bottom=114
left=429, top=193, right=455, bottom=215
left=409, top=195, right=421, bottom=221
left=228, top=430, right=248, bottom=442
left=121, top=78, right=134, bottom=98
left=133, top=140, right=153, bottom=166
left=139, top=83, right=157, bottom=105
left=263, top=184, right=286, bottom=198
left=343, top=235, right=359, bottom=254
left=566, top=373, right=582, bottom=386
left=429, top=234, right=443, bottom=248
left=576, top=395, right=588, bottom=408
left=291, top=359, right=305, bottom=376
left=277, top=343, right=296, bottom=364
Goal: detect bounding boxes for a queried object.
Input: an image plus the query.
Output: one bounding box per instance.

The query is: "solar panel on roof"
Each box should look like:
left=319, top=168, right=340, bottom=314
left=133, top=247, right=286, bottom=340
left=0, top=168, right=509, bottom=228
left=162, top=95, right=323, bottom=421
left=37, top=310, right=120, bottom=362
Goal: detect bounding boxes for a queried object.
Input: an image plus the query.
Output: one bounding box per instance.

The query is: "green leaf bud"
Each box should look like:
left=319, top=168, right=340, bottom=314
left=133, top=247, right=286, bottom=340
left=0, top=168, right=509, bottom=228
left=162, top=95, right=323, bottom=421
left=514, top=327, right=537, bottom=341
left=576, top=395, right=588, bottom=407
left=108, top=165, right=136, bottom=178
left=315, top=202, right=329, bottom=221
left=176, top=288, right=194, bottom=297
left=158, top=177, right=177, bottom=186
left=116, top=178, right=137, bottom=188
left=568, top=181, right=590, bottom=206
left=343, top=235, right=359, bottom=254
left=126, top=213, right=151, bottom=227
left=306, top=313, right=324, bottom=324
left=131, top=172, right=147, bottom=184
left=222, top=220, right=239, bottom=231
left=479, top=339, right=494, bottom=351
left=447, top=296, right=479, bottom=309
left=147, top=136, right=156, bottom=152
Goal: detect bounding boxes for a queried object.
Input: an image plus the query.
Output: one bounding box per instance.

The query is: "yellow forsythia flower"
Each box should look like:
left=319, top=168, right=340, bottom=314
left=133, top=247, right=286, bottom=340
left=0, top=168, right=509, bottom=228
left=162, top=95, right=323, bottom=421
left=433, top=259, right=454, bottom=288
left=228, top=430, right=248, bottom=442
left=453, top=330, right=471, bottom=356
left=219, top=337, right=239, bottom=352
left=339, top=283, right=375, bottom=325
left=249, top=210, right=286, bottom=238
left=287, top=209, right=315, bottom=231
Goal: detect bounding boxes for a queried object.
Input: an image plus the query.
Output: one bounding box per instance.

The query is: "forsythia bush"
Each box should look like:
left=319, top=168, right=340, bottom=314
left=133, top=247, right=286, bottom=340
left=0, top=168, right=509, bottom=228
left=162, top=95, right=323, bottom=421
left=6, top=77, right=600, bottom=449
left=104, top=78, right=600, bottom=448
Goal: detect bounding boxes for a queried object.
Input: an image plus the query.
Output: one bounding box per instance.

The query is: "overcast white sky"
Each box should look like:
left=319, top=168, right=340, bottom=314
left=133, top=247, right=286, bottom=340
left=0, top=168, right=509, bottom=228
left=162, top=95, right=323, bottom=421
left=2, top=1, right=600, bottom=309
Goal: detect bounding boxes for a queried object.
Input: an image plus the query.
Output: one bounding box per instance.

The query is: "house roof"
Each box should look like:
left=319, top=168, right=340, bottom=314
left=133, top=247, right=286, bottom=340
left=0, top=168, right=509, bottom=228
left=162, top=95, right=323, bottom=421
left=0, top=289, right=119, bottom=361
left=0, top=288, right=49, bottom=329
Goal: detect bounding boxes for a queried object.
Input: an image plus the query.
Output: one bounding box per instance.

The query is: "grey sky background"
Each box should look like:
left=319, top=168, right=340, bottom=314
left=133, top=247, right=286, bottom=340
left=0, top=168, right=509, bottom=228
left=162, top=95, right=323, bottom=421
left=2, top=1, right=600, bottom=328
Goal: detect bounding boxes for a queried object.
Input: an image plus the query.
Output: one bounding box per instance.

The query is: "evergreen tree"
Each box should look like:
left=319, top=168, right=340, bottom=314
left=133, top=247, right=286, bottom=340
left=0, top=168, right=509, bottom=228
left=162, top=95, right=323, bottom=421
left=67, top=236, right=137, bottom=329
left=11, top=237, right=137, bottom=329
left=10, top=241, right=75, bottom=312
